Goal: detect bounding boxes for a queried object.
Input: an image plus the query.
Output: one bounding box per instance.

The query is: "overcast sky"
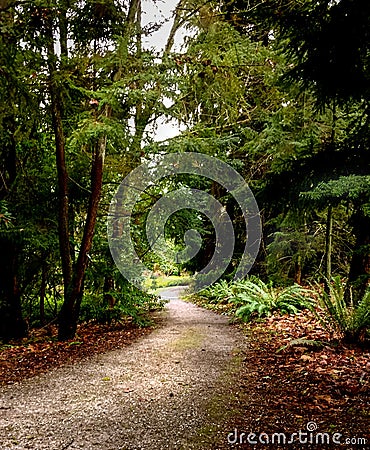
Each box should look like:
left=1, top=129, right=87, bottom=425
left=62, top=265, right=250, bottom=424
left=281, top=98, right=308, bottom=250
left=142, top=0, right=188, bottom=142
left=142, top=0, right=180, bottom=51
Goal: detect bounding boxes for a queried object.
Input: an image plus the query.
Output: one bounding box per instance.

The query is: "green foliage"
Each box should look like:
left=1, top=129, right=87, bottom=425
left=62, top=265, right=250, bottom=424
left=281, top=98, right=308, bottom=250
left=199, top=279, right=235, bottom=304
left=232, top=279, right=315, bottom=322
left=265, top=205, right=354, bottom=285
left=301, top=175, right=370, bottom=210
left=315, top=277, right=370, bottom=344
left=26, top=293, right=62, bottom=328
left=266, top=211, right=324, bottom=284
left=0, top=201, right=14, bottom=228
left=256, top=0, right=370, bottom=103
left=197, top=277, right=314, bottom=322
left=145, top=275, right=192, bottom=291
left=79, top=285, right=165, bottom=327
left=171, top=16, right=282, bottom=138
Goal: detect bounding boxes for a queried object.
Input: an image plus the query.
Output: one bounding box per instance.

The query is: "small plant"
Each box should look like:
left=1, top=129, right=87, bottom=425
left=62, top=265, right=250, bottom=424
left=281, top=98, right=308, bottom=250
left=198, top=279, right=235, bottom=304
left=316, top=277, right=370, bottom=344
left=79, top=285, right=165, bottom=327
left=231, top=279, right=315, bottom=322
left=194, top=277, right=315, bottom=321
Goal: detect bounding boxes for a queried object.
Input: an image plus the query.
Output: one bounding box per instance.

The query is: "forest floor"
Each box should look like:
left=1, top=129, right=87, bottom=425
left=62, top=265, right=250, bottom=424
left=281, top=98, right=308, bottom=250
left=0, top=287, right=369, bottom=449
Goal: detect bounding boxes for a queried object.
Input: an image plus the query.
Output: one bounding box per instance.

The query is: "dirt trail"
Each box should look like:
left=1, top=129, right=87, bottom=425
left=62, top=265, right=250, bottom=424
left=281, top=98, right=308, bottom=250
left=0, top=287, right=247, bottom=450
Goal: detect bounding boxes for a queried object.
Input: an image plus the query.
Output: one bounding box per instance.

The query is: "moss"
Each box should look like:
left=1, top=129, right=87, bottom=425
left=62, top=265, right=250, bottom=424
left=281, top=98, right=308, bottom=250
left=189, top=348, right=249, bottom=447
left=168, top=327, right=204, bottom=351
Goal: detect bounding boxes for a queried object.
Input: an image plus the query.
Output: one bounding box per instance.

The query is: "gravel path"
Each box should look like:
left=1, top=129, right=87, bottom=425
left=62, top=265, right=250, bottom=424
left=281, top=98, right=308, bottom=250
left=0, top=287, right=247, bottom=450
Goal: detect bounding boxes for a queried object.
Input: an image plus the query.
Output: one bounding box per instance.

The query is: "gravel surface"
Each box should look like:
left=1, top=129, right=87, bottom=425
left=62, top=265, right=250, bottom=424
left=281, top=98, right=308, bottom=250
left=0, top=287, right=247, bottom=450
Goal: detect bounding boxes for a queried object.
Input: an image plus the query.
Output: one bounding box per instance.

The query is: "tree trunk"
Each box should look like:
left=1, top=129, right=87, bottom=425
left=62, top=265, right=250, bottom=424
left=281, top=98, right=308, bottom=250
left=58, top=133, right=107, bottom=340
left=346, top=208, right=370, bottom=304
left=0, top=238, right=27, bottom=341
left=45, top=5, right=107, bottom=339
left=52, top=0, right=174, bottom=339
left=104, top=274, right=115, bottom=309
left=39, top=258, right=47, bottom=325
left=45, top=9, right=80, bottom=340
left=324, top=204, right=333, bottom=292
left=164, top=0, right=185, bottom=54
left=294, top=254, right=302, bottom=284
left=46, top=14, right=73, bottom=296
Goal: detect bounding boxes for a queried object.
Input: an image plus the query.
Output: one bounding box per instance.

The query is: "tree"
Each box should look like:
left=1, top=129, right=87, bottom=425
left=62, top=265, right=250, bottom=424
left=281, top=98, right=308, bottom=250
left=254, top=0, right=370, bottom=103
left=273, top=0, right=369, bottom=298
left=43, top=0, right=152, bottom=340
left=0, top=0, right=200, bottom=340
left=302, top=175, right=370, bottom=297
left=0, top=1, right=38, bottom=339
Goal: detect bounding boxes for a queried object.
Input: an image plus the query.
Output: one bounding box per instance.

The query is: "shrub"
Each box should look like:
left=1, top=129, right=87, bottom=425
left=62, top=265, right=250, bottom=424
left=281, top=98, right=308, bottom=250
left=197, top=279, right=235, bottom=304
left=316, top=277, right=370, bottom=344
left=196, top=277, right=314, bottom=321
left=79, top=286, right=165, bottom=326
left=231, top=279, right=315, bottom=322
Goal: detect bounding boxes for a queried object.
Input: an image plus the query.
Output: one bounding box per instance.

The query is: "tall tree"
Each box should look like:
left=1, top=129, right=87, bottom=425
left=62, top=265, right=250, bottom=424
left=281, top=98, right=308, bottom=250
left=257, top=0, right=370, bottom=298
left=0, top=1, right=34, bottom=339
left=48, top=0, right=189, bottom=339
left=43, top=0, right=142, bottom=340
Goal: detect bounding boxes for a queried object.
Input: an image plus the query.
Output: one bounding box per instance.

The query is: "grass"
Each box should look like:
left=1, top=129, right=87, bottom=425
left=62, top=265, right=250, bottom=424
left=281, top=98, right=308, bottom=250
left=168, top=327, right=204, bottom=351
left=144, top=274, right=192, bottom=291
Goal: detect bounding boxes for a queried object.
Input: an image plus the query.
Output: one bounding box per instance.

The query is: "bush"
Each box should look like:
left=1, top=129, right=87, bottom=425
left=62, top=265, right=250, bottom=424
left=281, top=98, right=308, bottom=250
left=196, top=277, right=315, bottom=321
left=79, top=285, right=165, bottom=326
left=316, top=277, right=370, bottom=344
left=25, top=292, right=63, bottom=328
left=231, top=279, right=315, bottom=322
left=197, top=279, right=235, bottom=304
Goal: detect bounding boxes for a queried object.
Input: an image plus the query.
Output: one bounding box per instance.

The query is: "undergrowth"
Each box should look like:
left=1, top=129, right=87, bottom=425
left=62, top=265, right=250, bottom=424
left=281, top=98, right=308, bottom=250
left=191, top=277, right=315, bottom=320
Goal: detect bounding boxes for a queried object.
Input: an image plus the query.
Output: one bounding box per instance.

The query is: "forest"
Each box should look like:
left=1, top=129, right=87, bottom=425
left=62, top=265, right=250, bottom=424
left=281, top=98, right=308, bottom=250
left=0, top=0, right=369, bottom=347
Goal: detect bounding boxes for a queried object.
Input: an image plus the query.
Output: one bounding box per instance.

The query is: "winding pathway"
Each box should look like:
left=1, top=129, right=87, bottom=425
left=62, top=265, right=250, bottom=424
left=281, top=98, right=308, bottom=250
left=0, top=287, right=247, bottom=449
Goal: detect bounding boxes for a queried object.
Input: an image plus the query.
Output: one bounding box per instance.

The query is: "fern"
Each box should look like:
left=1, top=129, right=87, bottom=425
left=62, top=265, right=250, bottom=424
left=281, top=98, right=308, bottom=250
left=316, top=277, right=370, bottom=343
left=232, top=279, right=315, bottom=322
left=196, top=277, right=315, bottom=322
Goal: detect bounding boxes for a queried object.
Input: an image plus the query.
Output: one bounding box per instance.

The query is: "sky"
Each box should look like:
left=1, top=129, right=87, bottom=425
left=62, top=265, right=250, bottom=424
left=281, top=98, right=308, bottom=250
left=142, top=0, right=180, bottom=51
left=141, top=0, right=189, bottom=142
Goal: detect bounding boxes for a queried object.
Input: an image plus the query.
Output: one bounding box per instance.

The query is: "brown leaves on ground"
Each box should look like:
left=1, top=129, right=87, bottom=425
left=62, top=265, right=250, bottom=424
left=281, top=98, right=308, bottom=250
left=0, top=309, right=369, bottom=449
left=234, top=311, right=369, bottom=448
left=0, top=321, right=155, bottom=386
